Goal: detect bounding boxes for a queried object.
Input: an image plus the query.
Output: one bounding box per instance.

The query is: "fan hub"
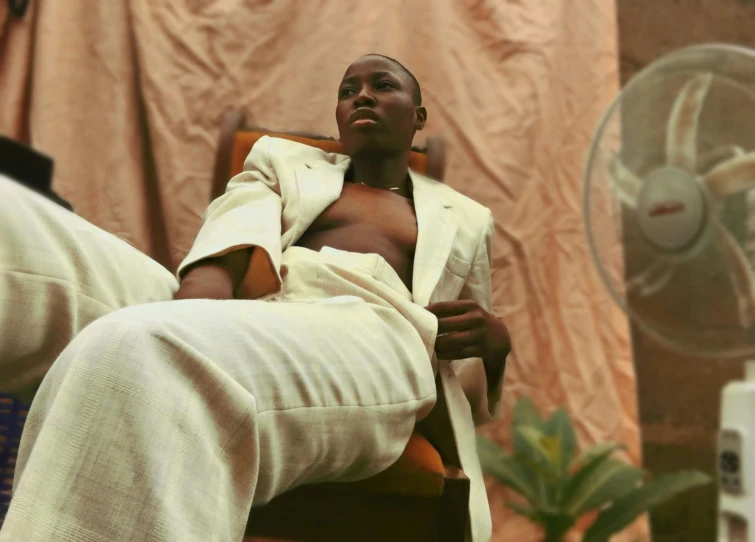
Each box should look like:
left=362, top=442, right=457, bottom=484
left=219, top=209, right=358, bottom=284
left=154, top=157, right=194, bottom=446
left=636, top=165, right=707, bottom=252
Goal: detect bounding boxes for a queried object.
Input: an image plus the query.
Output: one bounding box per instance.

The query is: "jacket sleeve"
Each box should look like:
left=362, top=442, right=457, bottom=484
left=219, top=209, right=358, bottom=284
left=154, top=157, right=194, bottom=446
left=451, top=209, right=505, bottom=426
left=176, top=136, right=284, bottom=298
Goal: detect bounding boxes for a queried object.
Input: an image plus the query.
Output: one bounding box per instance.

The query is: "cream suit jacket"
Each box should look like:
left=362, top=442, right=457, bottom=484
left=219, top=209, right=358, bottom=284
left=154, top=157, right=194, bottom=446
left=177, top=135, right=505, bottom=542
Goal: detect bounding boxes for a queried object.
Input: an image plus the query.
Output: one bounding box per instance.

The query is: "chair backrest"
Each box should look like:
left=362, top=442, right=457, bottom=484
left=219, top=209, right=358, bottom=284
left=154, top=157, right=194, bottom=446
left=210, top=111, right=446, bottom=202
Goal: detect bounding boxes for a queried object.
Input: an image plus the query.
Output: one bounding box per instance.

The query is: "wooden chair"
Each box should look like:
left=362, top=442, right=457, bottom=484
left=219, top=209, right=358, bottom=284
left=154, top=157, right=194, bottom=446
left=211, top=111, right=467, bottom=542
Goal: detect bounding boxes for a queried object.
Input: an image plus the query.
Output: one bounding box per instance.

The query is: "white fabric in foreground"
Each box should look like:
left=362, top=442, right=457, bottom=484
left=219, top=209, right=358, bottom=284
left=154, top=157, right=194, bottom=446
left=0, top=176, right=436, bottom=541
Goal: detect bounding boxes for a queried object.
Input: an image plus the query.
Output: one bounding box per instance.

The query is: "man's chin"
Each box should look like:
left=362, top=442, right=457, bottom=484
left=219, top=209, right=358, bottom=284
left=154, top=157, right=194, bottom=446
left=340, top=133, right=386, bottom=155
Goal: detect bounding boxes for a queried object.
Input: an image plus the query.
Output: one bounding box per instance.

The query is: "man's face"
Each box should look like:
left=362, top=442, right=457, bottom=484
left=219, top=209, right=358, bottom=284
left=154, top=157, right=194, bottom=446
left=336, top=56, right=426, bottom=156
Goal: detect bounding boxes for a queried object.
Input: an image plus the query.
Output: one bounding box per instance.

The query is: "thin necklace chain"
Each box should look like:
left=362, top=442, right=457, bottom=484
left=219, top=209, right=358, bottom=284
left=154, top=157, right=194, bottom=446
left=355, top=182, right=401, bottom=192
left=345, top=164, right=408, bottom=193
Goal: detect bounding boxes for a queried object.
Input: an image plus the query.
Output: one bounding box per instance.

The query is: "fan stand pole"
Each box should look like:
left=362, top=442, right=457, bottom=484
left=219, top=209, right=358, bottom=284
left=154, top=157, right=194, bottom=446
left=718, top=359, right=755, bottom=542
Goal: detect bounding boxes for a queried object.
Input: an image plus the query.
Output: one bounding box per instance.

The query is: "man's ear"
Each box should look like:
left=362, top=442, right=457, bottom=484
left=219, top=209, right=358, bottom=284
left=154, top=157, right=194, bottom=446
left=414, top=106, right=427, bottom=131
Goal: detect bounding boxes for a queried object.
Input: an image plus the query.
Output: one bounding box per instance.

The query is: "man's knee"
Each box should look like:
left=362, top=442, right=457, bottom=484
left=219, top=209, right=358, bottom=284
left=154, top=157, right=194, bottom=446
left=71, top=303, right=179, bottom=362
left=94, top=301, right=174, bottom=331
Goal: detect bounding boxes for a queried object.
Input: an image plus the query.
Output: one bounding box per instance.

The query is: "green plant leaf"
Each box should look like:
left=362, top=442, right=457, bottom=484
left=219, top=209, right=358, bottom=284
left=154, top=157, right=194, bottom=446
left=513, top=455, right=551, bottom=508
left=540, top=512, right=577, bottom=542
left=512, top=399, right=550, bottom=471
left=515, top=426, right=561, bottom=483
left=541, top=436, right=562, bottom=466
left=562, top=442, right=623, bottom=508
left=542, top=408, right=577, bottom=479
left=516, top=426, right=553, bottom=463
left=563, top=458, right=644, bottom=516
left=582, top=470, right=713, bottom=542
left=505, top=501, right=575, bottom=538
left=513, top=425, right=542, bottom=463
left=569, top=442, right=625, bottom=472
left=511, top=398, right=548, bottom=493
left=513, top=396, right=544, bottom=429
left=476, top=435, right=544, bottom=506
left=514, top=425, right=565, bottom=505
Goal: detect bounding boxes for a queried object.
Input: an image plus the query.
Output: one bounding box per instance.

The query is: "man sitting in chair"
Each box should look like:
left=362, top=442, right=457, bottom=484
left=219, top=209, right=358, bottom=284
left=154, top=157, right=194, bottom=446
left=0, top=54, right=509, bottom=541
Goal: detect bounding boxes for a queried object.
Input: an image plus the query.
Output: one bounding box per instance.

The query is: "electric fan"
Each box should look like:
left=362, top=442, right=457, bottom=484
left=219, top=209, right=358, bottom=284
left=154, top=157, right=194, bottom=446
left=584, top=44, right=755, bottom=542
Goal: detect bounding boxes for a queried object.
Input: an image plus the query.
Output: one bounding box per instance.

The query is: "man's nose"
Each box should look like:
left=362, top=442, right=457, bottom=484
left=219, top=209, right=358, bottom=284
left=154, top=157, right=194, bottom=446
left=354, top=88, right=376, bottom=107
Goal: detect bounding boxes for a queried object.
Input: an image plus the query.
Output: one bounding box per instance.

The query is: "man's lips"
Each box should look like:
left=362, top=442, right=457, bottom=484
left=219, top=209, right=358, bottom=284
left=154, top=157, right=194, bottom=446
left=349, top=109, right=380, bottom=125
left=352, top=118, right=378, bottom=127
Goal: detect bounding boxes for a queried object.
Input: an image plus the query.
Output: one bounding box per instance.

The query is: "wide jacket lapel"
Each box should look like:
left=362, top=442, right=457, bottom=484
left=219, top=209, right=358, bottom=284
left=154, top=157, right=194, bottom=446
left=411, top=172, right=458, bottom=306
left=284, top=156, right=350, bottom=248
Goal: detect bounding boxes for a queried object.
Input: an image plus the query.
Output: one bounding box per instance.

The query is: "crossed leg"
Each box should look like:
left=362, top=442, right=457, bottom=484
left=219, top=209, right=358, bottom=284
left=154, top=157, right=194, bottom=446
left=0, top=176, right=436, bottom=541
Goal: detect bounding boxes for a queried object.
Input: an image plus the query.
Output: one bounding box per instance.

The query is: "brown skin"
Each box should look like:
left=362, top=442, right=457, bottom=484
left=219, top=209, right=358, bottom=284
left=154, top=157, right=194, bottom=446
left=173, top=249, right=250, bottom=300
left=175, top=55, right=510, bottom=378
left=335, top=56, right=426, bottom=195
left=427, top=300, right=509, bottom=388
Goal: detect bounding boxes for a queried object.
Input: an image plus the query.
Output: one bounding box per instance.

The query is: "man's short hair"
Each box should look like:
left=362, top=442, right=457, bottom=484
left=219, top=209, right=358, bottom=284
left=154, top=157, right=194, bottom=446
left=364, top=54, right=422, bottom=106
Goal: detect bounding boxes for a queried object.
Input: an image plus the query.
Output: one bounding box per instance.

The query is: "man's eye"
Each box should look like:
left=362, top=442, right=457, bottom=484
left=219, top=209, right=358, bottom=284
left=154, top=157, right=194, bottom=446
left=339, top=88, right=355, bottom=98
left=376, top=81, right=395, bottom=91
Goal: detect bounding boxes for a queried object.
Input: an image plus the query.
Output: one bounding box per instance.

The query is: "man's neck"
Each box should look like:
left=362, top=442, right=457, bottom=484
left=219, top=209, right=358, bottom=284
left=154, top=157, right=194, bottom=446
left=348, top=151, right=411, bottom=193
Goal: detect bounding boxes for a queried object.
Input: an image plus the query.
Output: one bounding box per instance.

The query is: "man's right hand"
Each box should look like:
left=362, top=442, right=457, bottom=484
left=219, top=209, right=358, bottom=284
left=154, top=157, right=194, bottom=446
left=173, top=249, right=251, bottom=300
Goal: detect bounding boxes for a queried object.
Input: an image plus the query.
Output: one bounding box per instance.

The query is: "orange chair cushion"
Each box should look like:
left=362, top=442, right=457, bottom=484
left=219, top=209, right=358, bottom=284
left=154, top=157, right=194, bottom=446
left=346, top=433, right=445, bottom=498
left=230, top=131, right=428, bottom=178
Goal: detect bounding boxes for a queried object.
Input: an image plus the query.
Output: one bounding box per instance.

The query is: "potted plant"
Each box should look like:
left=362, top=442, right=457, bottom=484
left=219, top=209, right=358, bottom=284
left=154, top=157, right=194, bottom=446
left=477, top=397, right=712, bottom=542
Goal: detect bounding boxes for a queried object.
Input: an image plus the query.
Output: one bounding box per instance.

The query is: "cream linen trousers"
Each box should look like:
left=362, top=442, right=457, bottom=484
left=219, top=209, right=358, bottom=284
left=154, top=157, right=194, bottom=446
left=0, top=175, right=438, bottom=541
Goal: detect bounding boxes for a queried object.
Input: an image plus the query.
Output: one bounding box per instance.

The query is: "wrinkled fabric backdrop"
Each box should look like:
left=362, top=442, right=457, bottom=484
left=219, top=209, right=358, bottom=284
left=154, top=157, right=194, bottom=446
left=0, top=0, right=646, bottom=540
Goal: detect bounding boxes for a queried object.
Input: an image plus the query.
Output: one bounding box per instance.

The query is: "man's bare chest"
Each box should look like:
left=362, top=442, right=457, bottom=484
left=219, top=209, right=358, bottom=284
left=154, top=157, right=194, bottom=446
left=299, top=183, right=418, bottom=249
left=293, top=184, right=419, bottom=288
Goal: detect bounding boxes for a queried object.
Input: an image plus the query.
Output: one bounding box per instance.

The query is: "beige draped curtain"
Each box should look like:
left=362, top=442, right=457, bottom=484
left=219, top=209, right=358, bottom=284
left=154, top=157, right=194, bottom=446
left=0, top=1, right=645, bottom=539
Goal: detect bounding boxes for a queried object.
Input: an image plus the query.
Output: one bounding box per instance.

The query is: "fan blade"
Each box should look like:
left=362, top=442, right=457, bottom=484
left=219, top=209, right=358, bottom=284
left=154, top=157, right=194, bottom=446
left=609, top=153, right=641, bottom=208
left=666, top=73, right=713, bottom=171
left=702, top=151, right=755, bottom=200
left=626, top=259, right=676, bottom=297
left=696, top=145, right=745, bottom=175
left=715, top=223, right=755, bottom=329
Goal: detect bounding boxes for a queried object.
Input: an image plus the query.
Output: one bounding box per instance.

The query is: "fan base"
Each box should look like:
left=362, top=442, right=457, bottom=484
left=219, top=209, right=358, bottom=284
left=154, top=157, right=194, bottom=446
left=718, top=360, right=755, bottom=541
